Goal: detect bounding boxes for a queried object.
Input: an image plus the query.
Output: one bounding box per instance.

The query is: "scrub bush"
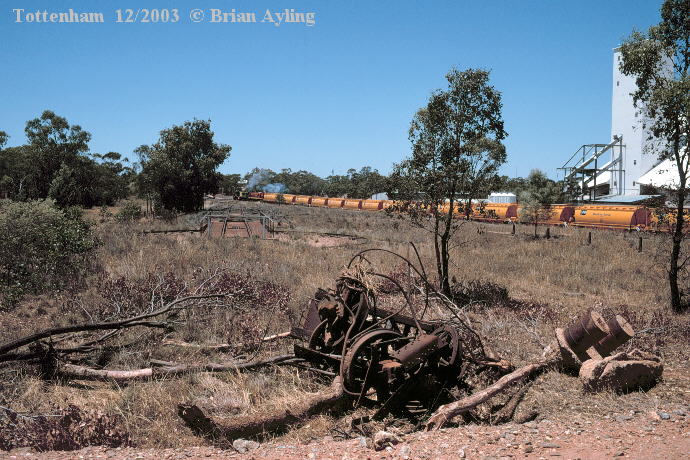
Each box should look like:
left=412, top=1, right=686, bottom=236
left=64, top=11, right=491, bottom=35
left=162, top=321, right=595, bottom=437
left=0, top=200, right=98, bottom=310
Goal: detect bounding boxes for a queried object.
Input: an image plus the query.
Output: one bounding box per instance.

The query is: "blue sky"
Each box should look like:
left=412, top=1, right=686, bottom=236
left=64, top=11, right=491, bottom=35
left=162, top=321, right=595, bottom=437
left=0, top=1, right=662, bottom=179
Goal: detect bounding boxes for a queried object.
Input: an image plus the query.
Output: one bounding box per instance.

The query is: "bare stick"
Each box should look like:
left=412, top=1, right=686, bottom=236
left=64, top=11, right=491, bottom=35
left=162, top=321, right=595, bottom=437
left=162, top=332, right=292, bottom=352
left=491, top=380, right=535, bottom=424
left=0, top=294, right=225, bottom=356
left=55, top=354, right=298, bottom=382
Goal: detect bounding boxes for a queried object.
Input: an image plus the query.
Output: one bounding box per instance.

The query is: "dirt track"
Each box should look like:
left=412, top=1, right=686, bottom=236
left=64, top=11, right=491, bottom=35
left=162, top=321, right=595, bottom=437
left=3, top=410, right=687, bottom=460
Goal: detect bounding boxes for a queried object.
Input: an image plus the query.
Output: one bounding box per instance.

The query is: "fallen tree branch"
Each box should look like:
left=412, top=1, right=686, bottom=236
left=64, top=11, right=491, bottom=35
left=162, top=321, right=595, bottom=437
left=161, top=332, right=293, bottom=353
left=162, top=340, right=234, bottom=352
left=0, top=294, right=225, bottom=356
left=178, top=377, right=347, bottom=443
left=425, top=362, right=546, bottom=430
left=55, top=354, right=298, bottom=382
left=491, top=380, right=535, bottom=424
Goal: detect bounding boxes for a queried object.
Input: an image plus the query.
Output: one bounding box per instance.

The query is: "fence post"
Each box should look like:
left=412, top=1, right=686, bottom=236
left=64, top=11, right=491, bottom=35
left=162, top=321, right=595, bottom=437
left=638, top=237, right=643, bottom=252
left=587, top=232, right=592, bottom=245
left=511, top=223, right=516, bottom=235
left=545, top=228, right=551, bottom=239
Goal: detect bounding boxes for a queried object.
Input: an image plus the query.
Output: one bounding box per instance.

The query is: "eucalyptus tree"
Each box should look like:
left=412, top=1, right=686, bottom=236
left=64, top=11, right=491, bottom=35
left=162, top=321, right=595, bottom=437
left=620, top=0, right=690, bottom=313
left=390, top=68, right=507, bottom=296
left=138, top=120, right=231, bottom=213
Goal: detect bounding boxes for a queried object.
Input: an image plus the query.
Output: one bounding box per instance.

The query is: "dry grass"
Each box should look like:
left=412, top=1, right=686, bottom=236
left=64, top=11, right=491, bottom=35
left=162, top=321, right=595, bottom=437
left=1, top=199, right=688, bottom=449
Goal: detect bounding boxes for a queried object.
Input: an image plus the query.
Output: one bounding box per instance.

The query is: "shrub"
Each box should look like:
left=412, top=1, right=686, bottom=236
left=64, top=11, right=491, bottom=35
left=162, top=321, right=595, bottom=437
left=98, top=204, right=113, bottom=222
left=116, top=201, right=142, bottom=222
left=0, top=200, right=98, bottom=310
left=0, top=405, right=131, bottom=451
left=451, top=279, right=556, bottom=321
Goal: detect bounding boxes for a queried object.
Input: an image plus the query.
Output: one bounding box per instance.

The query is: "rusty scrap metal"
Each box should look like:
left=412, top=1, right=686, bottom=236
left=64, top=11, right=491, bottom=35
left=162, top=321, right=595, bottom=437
left=289, top=246, right=640, bottom=427
left=291, top=271, right=469, bottom=418
left=563, top=310, right=610, bottom=362
left=592, top=315, right=635, bottom=358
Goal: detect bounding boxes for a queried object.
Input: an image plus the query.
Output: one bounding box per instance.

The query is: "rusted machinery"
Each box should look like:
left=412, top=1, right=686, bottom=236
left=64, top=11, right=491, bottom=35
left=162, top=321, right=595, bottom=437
left=291, top=273, right=480, bottom=419
left=289, top=267, right=641, bottom=424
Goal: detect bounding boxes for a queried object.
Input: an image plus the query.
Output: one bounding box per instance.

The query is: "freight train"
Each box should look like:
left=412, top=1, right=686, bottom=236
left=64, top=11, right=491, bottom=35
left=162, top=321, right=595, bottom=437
left=239, top=191, right=680, bottom=232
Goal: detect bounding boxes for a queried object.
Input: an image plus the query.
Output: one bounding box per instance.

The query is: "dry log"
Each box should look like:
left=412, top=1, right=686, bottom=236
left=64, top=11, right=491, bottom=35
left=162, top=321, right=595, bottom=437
left=491, top=380, right=534, bottom=424
left=162, top=340, right=234, bottom=352
left=56, top=354, right=298, bottom=382
left=425, top=311, right=613, bottom=430
left=425, top=362, right=546, bottom=430
left=178, top=377, right=347, bottom=443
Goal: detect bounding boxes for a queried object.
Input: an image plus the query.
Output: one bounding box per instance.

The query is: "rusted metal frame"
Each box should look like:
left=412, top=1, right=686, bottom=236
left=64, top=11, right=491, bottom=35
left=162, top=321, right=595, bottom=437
left=592, top=315, right=634, bottom=357
left=368, top=271, right=423, bottom=332
left=293, top=344, right=342, bottom=366
left=562, top=310, right=609, bottom=362
left=373, top=370, right=420, bottom=420
left=371, top=308, right=436, bottom=334
left=355, top=346, right=380, bottom=407
left=347, top=246, right=484, bottom=358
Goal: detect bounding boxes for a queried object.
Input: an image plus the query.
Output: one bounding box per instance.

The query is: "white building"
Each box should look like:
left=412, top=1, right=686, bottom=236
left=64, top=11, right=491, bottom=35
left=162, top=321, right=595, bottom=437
left=561, top=47, right=676, bottom=202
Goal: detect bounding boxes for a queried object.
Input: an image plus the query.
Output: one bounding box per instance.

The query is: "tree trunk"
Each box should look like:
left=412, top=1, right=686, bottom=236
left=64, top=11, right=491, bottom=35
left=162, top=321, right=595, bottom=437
left=670, top=130, right=687, bottom=314
left=669, top=201, right=687, bottom=313
left=440, top=233, right=451, bottom=297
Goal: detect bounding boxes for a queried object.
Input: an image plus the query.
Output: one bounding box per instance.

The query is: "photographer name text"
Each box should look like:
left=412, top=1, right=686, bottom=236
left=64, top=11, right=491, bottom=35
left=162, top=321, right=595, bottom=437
left=12, top=8, right=316, bottom=27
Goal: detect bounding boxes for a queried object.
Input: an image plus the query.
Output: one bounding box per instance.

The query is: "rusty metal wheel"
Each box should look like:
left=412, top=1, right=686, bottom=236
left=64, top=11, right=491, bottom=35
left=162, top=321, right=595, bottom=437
left=308, top=320, right=331, bottom=352
left=340, top=329, right=406, bottom=402
left=430, top=325, right=463, bottom=381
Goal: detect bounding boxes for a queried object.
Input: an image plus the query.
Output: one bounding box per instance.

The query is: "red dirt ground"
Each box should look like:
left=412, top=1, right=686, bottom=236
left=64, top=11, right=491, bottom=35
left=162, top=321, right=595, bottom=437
left=3, top=410, right=688, bottom=460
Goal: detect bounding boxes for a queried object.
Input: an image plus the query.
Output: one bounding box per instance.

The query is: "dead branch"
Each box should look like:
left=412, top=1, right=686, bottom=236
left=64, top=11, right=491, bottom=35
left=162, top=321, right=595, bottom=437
left=162, top=340, right=234, bottom=352
left=55, top=354, right=298, bottom=382
left=491, top=380, right=535, bottom=424
left=0, top=294, right=225, bottom=357
left=178, top=377, right=347, bottom=443
left=423, top=309, right=619, bottom=430
left=425, top=361, right=547, bottom=430
left=161, top=332, right=293, bottom=352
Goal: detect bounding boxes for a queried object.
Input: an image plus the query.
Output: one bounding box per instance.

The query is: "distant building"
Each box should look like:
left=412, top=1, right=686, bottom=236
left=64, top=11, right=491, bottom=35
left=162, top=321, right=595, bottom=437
left=487, top=192, right=517, bottom=204
left=370, top=192, right=388, bottom=200
left=560, top=47, right=676, bottom=203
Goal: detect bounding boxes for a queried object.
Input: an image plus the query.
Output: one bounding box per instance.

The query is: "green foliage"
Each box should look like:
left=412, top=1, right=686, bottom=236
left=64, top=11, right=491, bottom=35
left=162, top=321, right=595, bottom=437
left=390, top=68, right=507, bottom=295
left=243, top=166, right=387, bottom=198
left=98, top=204, right=113, bottom=222
left=138, top=120, right=231, bottom=213
left=518, top=170, right=560, bottom=236
left=324, top=167, right=388, bottom=199
left=620, top=0, right=689, bottom=153
left=219, top=173, right=242, bottom=195
left=24, top=110, right=91, bottom=199
left=620, top=0, right=690, bottom=313
left=1, top=112, right=132, bottom=206
left=116, top=201, right=143, bottom=222
left=0, top=145, right=40, bottom=200
left=0, top=200, right=98, bottom=309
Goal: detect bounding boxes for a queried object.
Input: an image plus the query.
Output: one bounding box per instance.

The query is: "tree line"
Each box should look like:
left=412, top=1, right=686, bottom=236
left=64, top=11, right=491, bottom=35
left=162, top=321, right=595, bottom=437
left=0, top=113, right=230, bottom=213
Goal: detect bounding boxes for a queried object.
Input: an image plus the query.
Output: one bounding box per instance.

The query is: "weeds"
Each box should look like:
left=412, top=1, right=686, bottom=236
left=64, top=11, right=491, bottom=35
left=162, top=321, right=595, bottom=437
left=0, top=200, right=687, bottom=449
left=0, top=405, right=130, bottom=451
